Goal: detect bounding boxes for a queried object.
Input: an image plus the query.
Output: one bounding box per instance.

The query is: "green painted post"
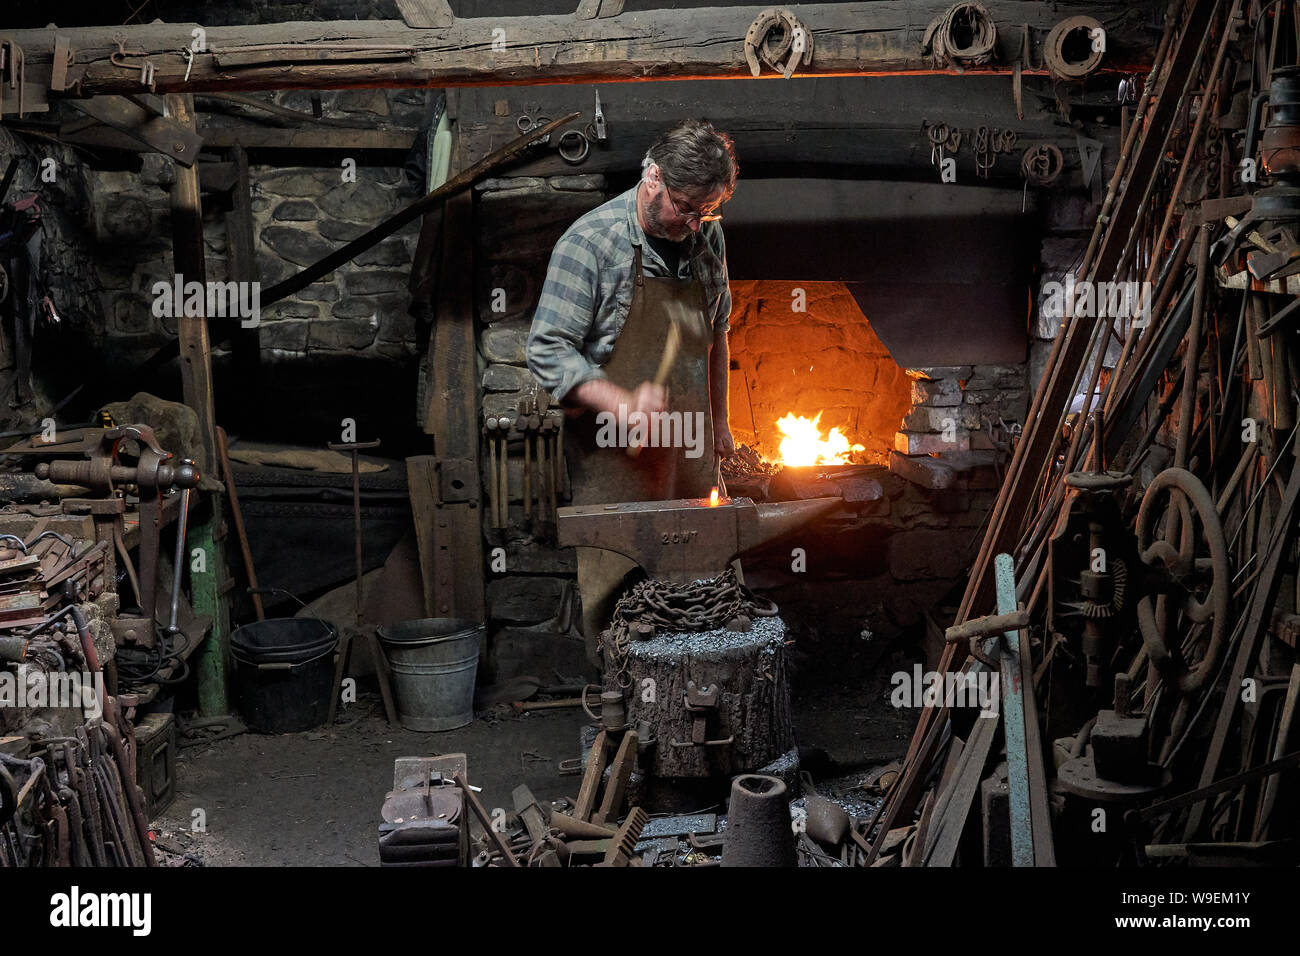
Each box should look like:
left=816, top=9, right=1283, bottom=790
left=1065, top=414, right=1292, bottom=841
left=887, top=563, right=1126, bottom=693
left=191, top=494, right=229, bottom=717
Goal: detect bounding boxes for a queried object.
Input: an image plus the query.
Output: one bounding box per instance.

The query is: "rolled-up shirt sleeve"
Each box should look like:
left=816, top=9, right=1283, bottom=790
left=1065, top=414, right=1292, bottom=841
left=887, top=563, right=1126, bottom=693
left=527, top=232, right=607, bottom=403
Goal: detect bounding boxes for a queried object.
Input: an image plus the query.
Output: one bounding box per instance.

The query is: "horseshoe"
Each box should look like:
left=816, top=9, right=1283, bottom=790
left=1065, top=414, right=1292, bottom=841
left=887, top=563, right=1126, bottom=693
left=745, top=8, right=814, bottom=78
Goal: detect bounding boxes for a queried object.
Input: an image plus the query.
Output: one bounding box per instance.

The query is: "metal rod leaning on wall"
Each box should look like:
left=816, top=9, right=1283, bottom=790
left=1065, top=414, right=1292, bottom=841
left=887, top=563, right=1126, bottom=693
left=867, top=0, right=1224, bottom=859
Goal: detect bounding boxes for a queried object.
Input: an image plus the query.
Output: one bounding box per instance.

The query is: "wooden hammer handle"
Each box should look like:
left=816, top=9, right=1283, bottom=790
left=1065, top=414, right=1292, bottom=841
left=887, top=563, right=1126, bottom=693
left=628, top=325, right=680, bottom=458
left=651, top=323, right=681, bottom=387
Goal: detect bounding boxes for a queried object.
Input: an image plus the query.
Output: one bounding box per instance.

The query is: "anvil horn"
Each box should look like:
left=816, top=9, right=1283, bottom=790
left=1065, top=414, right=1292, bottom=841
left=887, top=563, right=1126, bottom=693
left=740, top=497, right=844, bottom=554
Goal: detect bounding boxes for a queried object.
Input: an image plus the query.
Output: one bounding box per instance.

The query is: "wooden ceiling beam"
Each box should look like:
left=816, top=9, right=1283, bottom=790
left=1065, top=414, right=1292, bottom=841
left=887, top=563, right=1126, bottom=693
left=3, top=2, right=1158, bottom=97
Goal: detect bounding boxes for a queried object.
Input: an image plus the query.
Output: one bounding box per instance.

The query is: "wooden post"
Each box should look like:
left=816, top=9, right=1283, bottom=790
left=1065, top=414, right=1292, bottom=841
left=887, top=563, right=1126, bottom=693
left=191, top=502, right=230, bottom=717
left=410, top=134, right=486, bottom=628
left=165, top=93, right=218, bottom=470
left=224, top=144, right=261, bottom=379
left=167, top=93, right=225, bottom=716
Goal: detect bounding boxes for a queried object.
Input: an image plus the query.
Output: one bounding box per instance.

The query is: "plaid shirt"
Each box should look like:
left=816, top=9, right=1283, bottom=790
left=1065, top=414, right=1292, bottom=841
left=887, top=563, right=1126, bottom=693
left=526, top=185, right=731, bottom=402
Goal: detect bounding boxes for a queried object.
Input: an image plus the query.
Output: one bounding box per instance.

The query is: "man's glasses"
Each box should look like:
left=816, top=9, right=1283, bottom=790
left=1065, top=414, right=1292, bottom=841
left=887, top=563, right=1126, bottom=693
left=665, top=187, right=722, bottom=224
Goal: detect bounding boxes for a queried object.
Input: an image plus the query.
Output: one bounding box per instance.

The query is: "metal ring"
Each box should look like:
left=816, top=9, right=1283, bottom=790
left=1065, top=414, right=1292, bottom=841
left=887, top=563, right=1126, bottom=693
left=516, top=114, right=534, bottom=132
left=1044, top=16, right=1105, bottom=81
left=558, top=128, right=590, bottom=164
left=1021, top=144, right=1063, bottom=185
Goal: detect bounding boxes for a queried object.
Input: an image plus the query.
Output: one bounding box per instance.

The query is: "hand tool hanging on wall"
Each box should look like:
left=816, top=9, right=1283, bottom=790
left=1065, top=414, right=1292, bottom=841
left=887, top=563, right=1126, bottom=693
left=527, top=405, right=542, bottom=527
left=517, top=403, right=532, bottom=530
left=497, top=417, right=512, bottom=527
left=484, top=416, right=500, bottom=529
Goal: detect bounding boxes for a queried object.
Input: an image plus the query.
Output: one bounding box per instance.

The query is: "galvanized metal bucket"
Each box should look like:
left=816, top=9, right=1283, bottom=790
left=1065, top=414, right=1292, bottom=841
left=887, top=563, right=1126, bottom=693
left=376, top=619, right=483, bottom=732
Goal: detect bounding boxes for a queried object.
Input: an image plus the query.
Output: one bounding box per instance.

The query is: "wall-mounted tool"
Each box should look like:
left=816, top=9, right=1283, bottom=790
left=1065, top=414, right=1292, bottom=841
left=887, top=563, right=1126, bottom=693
left=1021, top=144, right=1063, bottom=186
left=527, top=407, right=542, bottom=527
left=484, top=415, right=503, bottom=529
left=590, top=89, right=607, bottom=142
left=923, top=120, right=963, bottom=168
left=974, top=126, right=1017, bottom=179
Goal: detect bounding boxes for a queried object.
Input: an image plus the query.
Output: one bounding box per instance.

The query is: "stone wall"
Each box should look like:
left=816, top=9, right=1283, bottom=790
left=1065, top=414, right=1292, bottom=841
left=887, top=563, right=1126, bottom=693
left=86, top=88, right=427, bottom=371
left=473, top=174, right=611, bottom=651
left=889, top=363, right=1027, bottom=488
left=250, top=164, right=421, bottom=360
left=88, top=162, right=423, bottom=368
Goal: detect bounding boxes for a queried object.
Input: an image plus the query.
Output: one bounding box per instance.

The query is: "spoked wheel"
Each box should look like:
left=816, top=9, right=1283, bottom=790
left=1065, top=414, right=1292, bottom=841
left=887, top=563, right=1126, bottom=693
left=1135, top=468, right=1231, bottom=696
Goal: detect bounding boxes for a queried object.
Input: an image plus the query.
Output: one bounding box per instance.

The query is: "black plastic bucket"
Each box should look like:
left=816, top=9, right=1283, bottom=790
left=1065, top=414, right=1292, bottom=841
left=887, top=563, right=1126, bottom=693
left=230, top=617, right=338, bottom=733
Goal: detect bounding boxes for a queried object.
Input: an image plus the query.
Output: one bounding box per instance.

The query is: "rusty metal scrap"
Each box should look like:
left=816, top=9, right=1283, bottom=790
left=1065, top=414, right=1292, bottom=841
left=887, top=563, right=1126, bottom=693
left=868, top=0, right=1300, bottom=867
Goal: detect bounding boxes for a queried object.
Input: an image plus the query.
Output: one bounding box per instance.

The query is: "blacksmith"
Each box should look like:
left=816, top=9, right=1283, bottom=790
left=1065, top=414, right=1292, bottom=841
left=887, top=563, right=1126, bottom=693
left=526, top=118, right=739, bottom=663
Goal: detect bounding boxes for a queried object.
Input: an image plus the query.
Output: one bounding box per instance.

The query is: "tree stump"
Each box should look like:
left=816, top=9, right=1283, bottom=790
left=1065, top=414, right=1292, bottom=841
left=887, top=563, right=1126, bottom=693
left=613, top=616, right=794, bottom=779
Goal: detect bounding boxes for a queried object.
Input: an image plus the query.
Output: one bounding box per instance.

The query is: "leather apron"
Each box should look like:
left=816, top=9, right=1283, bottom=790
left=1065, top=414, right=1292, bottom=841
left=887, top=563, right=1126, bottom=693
left=568, top=244, right=716, bottom=663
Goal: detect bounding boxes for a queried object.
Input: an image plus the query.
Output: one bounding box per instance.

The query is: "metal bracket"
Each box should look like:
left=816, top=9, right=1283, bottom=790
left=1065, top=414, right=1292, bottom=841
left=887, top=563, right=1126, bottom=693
left=435, top=457, right=479, bottom=506
left=670, top=680, right=735, bottom=748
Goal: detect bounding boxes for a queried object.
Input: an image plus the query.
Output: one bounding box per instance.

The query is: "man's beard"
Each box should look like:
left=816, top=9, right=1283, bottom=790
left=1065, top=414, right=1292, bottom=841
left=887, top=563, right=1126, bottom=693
left=645, top=191, right=690, bottom=242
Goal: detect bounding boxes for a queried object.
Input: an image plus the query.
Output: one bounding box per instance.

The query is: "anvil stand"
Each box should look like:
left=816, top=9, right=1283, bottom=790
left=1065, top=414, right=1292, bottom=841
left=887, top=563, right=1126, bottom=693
left=328, top=439, right=398, bottom=726
left=558, top=494, right=841, bottom=810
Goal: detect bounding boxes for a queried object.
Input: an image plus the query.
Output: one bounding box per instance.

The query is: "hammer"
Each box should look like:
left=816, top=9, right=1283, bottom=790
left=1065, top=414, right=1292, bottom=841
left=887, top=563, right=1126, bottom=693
left=628, top=308, right=713, bottom=457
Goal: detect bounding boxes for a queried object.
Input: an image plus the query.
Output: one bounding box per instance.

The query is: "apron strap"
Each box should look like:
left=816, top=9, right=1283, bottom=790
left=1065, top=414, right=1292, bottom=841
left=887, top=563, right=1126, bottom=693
left=633, top=244, right=644, bottom=288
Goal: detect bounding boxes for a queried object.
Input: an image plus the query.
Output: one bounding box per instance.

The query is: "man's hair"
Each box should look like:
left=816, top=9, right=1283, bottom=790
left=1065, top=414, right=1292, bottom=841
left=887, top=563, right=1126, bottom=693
left=642, top=119, right=738, bottom=201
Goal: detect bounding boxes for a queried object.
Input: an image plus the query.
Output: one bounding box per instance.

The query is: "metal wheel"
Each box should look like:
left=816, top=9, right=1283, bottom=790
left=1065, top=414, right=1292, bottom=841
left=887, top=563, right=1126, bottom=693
left=1135, top=468, right=1230, bottom=694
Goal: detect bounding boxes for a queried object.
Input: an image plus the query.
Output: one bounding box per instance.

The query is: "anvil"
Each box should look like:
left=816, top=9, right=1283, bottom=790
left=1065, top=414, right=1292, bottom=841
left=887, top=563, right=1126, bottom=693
left=556, top=495, right=841, bottom=584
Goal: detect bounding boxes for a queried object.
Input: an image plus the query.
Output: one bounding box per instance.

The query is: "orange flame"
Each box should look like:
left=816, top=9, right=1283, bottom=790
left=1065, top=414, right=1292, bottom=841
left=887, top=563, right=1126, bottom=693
left=709, top=487, right=721, bottom=507
left=775, top=412, right=865, bottom=466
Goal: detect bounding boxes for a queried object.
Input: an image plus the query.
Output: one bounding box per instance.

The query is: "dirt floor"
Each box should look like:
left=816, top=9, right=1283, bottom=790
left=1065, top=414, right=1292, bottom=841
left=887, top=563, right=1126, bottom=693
left=153, top=645, right=920, bottom=867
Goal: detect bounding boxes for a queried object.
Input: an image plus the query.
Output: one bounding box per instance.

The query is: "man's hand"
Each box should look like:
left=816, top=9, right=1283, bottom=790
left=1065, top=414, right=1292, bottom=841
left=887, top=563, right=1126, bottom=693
left=714, top=423, right=735, bottom=459
left=629, top=381, right=668, bottom=418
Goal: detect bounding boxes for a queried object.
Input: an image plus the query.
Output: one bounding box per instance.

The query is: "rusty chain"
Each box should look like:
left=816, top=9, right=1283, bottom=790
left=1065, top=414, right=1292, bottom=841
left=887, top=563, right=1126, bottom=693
left=601, top=567, right=779, bottom=688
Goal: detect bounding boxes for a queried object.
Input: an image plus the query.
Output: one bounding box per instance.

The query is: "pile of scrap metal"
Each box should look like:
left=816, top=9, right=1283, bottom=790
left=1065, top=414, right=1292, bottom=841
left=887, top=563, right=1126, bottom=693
left=378, top=749, right=873, bottom=867
left=1, top=698, right=156, bottom=867
left=0, top=419, right=202, bottom=866
left=378, top=731, right=653, bottom=867
left=1, top=422, right=202, bottom=694
left=862, top=0, right=1300, bottom=867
